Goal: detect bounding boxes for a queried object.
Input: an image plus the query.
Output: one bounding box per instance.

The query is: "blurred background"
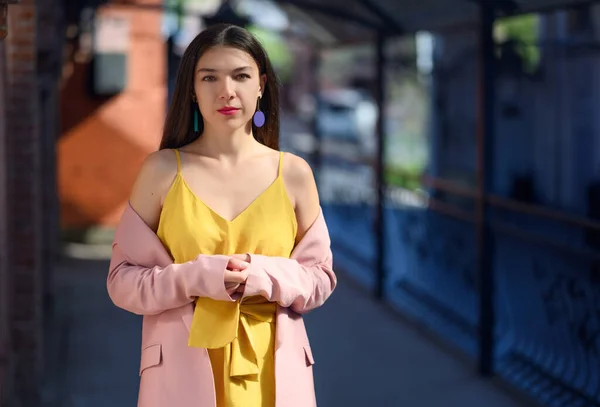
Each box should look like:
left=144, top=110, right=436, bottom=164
left=1, top=0, right=600, bottom=406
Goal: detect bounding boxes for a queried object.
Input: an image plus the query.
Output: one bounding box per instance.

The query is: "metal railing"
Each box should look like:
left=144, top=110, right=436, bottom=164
left=323, top=173, right=600, bottom=406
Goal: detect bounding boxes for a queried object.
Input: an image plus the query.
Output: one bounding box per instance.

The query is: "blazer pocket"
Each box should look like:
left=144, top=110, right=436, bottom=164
left=303, top=345, right=315, bottom=366
left=139, top=343, right=162, bottom=376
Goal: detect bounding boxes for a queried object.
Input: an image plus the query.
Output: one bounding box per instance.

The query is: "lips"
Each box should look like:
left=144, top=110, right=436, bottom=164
left=218, top=107, right=240, bottom=114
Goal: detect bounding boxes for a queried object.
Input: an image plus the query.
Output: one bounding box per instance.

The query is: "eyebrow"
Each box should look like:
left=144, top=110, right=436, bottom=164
left=197, top=66, right=252, bottom=73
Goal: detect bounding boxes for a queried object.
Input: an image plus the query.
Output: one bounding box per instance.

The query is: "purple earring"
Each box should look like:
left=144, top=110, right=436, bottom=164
left=253, top=96, right=265, bottom=128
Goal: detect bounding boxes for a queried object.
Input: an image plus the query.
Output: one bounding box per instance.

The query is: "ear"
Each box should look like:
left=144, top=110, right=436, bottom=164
left=259, top=74, right=267, bottom=96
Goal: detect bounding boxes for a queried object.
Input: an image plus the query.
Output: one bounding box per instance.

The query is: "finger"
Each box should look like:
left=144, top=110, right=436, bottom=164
left=227, top=258, right=249, bottom=270
left=226, top=284, right=240, bottom=296
left=231, top=253, right=250, bottom=262
left=224, top=271, right=246, bottom=284
left=230, top=254, right=247, bottom=260
left=226, top=264, right=245, bottom=273
left=235, top=258, right=250, bottom=268
left=232, top=273, right=248, bottom=285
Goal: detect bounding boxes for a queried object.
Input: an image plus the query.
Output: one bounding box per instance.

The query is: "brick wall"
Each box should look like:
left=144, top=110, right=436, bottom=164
left=2, top=0, right=162, bottom=402
left=0, top=37, right=9, bottom=405
left=0, top=0, right=163, bottom=401
left=0, top=0, right=63, bottom=404
left=37, top=0, right=62, bottom=312
left=3, top=1, right=44, bottom=405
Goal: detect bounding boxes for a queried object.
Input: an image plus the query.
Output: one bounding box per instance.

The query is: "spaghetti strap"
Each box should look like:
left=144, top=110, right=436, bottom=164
left=278, top=151, right=284, bottom=177
left=174, top=149, right=182, bottom=173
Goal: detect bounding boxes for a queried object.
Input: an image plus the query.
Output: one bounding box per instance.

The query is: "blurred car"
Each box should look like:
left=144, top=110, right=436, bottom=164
left=315, top=88, right=378, bottom=155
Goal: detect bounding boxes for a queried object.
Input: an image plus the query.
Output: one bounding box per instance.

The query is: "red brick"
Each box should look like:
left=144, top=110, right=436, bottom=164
left=8, top=49, right=35, bottom=60
left=1, top=2, right=46, bottom=404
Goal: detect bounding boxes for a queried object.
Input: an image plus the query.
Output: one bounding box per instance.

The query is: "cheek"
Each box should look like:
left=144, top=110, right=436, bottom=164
left=195, top=90, right=214, bottom=114
left=242, top=91, right=258, bottom=110
left=197, top=103, right=218, bottom=122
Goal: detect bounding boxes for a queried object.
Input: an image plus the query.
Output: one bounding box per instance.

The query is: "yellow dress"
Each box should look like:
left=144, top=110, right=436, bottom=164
left=157, top=149, right=297, bottom=407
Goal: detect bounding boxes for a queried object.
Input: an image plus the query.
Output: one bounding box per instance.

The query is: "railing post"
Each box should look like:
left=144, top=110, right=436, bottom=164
left=475, top=1, right=497, bottom=377
left=375, top=30, right=387, bottom=300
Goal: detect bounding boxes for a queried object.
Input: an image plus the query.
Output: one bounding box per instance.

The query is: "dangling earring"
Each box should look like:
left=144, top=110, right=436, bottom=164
left=253, top=96, right=265, bottom=128
left=192, top=93, right=199, bottom=133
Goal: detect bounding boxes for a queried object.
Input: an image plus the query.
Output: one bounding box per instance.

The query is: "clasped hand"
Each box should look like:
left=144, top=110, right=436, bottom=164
left=224, top=253, right=251, bottom=295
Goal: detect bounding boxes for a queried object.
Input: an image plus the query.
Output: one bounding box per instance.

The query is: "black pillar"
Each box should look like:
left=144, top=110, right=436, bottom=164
left=310, top=45, right=322, bottom=185
left=375, top=31, right=386, bottom=300
left=476, top=2, right=496, bottom=377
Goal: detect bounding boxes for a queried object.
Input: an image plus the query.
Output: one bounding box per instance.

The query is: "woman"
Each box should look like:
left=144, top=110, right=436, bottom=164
left=107, top=23, right=336, bottom=407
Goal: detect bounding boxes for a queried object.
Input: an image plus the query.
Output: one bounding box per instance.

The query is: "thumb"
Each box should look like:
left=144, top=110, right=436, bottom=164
left=228, top=258, right=249, bottom=270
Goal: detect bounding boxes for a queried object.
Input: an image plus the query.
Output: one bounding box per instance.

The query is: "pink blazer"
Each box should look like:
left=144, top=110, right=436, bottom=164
left=107, top=203, right=337, bottom=407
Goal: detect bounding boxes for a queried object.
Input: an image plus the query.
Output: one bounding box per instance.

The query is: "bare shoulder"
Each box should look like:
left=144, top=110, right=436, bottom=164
left=282, top=152, right=315, bottom=186
left=129, top=149, right=179, bottom=231
left=281, top=152, right=320, bottom=239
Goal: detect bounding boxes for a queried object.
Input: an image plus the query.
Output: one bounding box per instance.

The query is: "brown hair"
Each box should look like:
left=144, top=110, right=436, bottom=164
left=159, top=24, right=280, bottom=150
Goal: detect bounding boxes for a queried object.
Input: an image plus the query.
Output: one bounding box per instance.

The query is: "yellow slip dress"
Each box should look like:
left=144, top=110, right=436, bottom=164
left=157, top=149, right=297, bottom=407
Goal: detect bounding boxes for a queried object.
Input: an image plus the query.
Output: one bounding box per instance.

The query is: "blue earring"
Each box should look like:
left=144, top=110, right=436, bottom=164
left=192, top=93, right=200, bottom=133
left=253, top=96, right=265, bottom=128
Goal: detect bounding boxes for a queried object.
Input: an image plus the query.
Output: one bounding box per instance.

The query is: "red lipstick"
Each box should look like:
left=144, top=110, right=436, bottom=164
left=218, top=107, right=240, bottom=115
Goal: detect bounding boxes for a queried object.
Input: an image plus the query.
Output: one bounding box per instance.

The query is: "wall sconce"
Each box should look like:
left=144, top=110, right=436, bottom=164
left=0, top=0, right=19, bottom=41
left=91, top=13, right=130, bottom=96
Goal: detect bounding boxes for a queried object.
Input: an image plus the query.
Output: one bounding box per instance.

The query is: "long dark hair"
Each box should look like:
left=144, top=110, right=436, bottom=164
left=160, top=24, right=280, bottom=150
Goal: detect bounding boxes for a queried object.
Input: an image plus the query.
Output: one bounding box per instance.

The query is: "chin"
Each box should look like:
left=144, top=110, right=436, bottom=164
left=215, top=118, right=250, bottom=132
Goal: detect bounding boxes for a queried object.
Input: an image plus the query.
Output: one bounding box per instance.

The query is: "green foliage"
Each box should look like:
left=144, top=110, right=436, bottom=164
left=495, top=14, right=541, bottom=73
left=385, top=164, right=424, bottom=190
left=247, top=24, right=294, bottom=82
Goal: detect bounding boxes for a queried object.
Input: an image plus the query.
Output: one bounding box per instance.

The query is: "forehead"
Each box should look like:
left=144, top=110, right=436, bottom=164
left=195, top=46, right=258, bottom=71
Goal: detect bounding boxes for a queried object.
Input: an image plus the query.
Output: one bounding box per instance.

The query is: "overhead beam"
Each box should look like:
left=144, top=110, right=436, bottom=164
left=274, top=0, right=388, bottom=31
left=356, top=0, right=404, bottom=34
left=467, top=0, right=518, bottom=15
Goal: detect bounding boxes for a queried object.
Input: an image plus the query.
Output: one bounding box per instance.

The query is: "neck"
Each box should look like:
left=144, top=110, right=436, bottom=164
left=193, top=123, right=259, bottom=161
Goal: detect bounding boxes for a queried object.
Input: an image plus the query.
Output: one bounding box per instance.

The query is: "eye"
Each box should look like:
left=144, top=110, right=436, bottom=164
left=236, top=73, right=251, bottom=80
left=202, top=75, right=216, bottom=82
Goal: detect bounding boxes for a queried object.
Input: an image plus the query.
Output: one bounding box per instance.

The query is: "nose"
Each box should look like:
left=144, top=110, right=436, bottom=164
left=218, top=77, right=235, bottom=100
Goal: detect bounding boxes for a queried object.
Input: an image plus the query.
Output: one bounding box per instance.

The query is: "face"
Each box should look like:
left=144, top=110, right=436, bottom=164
left=193, top=45, right=266, bottom=132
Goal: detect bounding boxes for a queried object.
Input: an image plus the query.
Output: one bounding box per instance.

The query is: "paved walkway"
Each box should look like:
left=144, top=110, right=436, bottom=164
left=41, top=254, right=534, bottom=407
